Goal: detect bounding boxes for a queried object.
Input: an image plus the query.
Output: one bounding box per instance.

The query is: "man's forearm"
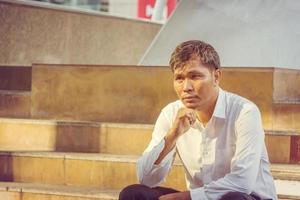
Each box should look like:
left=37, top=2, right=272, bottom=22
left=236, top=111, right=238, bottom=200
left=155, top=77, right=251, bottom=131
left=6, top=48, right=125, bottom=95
left=154, top=108, right=195, bottom=165
left=154, top=129, right=178, bottom=165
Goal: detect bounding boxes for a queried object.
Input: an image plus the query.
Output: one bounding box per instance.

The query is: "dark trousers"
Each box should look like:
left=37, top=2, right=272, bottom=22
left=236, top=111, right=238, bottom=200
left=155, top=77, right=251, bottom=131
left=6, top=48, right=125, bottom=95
left=119, top=184, right=262, bottom=200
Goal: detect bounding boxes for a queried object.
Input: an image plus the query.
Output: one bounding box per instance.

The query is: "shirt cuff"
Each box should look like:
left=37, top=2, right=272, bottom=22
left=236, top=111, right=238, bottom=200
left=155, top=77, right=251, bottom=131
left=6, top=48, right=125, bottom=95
left=190, top=187, right=208, bottom=200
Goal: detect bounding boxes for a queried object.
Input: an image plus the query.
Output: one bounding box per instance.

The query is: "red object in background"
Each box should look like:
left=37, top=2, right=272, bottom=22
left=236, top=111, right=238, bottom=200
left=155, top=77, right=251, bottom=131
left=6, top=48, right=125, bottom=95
left=167, top=0, right=176, bottom=17
left=137, top=0, right=176, bottom=19
left=290, top=136, right=300, bottom=164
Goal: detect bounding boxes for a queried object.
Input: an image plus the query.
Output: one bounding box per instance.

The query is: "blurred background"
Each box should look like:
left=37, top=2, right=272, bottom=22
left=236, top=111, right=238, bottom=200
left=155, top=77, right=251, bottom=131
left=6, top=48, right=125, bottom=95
left=30, top=0, right=177, bottom=21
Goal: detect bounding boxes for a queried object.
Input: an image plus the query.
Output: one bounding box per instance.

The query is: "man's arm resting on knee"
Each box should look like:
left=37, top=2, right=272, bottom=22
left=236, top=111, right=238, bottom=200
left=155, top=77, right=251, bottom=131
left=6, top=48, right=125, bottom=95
left=137, top=108, right=196, bottom=187
left=137, top=110, right=177, bottom=187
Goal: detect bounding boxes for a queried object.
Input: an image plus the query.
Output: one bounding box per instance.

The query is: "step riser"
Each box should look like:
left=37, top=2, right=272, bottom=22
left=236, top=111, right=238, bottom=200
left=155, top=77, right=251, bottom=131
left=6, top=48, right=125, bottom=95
left=0, top=154, right=187, bottom=190
left=0, top=120, right=299, bottom=164
left=0, top=93, right=31, bottom=118
left=0, top=66, right=31, bottom=91
left=0, top=122, right=151, bottom=155
left=273, top=69, right=300, bottom=103
left=0, top=191, right=297, bottom=200
left=266, top=135, right=300, bottom=164
left=0, top=191, right=114, bottom=200
left=0, top=155, right=297, bottom=190
left=272, top=104, right=300, bottom=132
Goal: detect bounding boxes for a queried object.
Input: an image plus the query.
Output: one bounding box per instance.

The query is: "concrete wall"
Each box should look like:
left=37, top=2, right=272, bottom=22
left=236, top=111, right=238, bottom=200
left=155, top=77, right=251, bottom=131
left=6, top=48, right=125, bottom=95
left=0, top=0, right=161, bottom=66
left=30, top=64, right=300, bottom=132
left=140, top=0, right=300, bottom=69
left=109, top=0, right=137, bottom=19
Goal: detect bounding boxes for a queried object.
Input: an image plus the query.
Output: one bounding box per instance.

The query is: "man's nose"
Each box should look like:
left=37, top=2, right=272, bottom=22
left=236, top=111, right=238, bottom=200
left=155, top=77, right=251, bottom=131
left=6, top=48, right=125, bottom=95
left=183, top=79, right=193, bottom=92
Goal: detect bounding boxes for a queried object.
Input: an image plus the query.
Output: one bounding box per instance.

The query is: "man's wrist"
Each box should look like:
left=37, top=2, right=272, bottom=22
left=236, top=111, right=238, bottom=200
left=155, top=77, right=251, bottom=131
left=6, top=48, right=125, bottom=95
left=165, top=128, right=179, bottom=146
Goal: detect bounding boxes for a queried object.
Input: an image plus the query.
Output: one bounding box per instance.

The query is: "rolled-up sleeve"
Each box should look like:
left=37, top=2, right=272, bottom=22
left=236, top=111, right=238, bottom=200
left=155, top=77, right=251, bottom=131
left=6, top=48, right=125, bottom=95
left=190, top=104, right=264, bottom=200
left=137, top=109, right=176, bottom=187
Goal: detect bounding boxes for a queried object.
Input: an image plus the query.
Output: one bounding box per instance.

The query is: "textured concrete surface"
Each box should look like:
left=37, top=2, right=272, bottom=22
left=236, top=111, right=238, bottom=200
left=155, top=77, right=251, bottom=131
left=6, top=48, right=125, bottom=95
left=0, top=191, right=20, bottom=200
left=0, top=118, right=299, bottom=163
left=0, top=118, right=152, bottom=154
left=265, top=135, right=291, bottom=163
left=140, top=0, right=300, bottom=70
left=31, top=65, right=176, bottom=124
left=0, top=181, right=299, bottom=200
left=273, top=69, right=300, bottom=103
left=272, top=104, right=300, bottom=132
left=0, top=91, right=31, bottom=118
left=0, top=182, right=119, bottom=199
left=0, top=152, right=186, bottom=190
left=0, top=0, right=161, bottom=66
left=31, top=65, right=300, bottom=132
left=0, top=152, right=299, bottom=191
left=0, top=66, right=31, bottom=91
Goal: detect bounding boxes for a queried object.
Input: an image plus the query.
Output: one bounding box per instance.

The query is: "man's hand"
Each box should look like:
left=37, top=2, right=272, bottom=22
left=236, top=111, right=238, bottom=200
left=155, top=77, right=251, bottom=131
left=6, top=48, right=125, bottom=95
left=169, top=108, right=196, bottom=139
left=159, top=191, right=191, bottom=200
left=155, top=108, right=196, bottom=165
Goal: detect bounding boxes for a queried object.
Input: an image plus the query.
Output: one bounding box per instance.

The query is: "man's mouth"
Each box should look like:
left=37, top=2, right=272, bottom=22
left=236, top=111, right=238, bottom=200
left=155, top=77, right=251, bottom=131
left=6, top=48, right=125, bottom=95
left=182, top=96, right=198, bottom=100
left=182, top=96, right=198, bottom=103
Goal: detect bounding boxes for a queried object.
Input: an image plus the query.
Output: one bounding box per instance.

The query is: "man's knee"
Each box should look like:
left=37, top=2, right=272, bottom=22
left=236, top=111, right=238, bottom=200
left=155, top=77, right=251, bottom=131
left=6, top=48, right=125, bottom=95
left=119, top=184, right=148, bottom=200
left=220, top=192, right=255, bottom=200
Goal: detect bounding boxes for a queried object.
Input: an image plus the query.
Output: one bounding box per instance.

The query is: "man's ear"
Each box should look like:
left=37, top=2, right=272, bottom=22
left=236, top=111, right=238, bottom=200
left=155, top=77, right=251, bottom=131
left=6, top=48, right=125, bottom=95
left=214, top=69, right=221, bottom=86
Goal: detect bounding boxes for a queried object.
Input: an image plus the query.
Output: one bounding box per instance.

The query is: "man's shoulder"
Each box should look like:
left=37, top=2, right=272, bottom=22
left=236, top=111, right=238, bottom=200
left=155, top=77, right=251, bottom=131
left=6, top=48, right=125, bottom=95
left=161, top=100, right=184, bottom=115
left=224, top=90, right=259, bottom=115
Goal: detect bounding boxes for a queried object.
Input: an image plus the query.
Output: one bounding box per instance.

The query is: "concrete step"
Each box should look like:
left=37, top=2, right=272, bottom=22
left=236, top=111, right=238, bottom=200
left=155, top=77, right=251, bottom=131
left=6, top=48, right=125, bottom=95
left=275, top=180, right=300, bottom=200
left=0, top=182, right=119, bottom=200
left=0, top=118, right=152, bottom=155
left=0, top=91, right=31, bottom=118
left=29, top=65, right=300, bottom=132
left=0, top=65, right=299, bottom=132
left=0, top=152, right=299, bottom=190
left=0, top=152, right=168, bottom=190
left=0, top=181, right=299, bottom=200
left=270, top=164, right=300, bottom=181
left=0, top=118, right=299, bottom=164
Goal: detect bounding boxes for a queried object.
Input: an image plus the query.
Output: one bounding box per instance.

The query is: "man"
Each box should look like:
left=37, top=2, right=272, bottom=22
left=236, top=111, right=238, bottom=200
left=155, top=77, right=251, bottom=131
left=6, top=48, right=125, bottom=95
left=119, top=40, right=277, bottom=200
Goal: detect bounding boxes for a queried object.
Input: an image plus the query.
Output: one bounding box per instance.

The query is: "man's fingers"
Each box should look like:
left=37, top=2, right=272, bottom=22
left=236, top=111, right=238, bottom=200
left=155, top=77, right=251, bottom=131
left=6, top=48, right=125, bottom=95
left=175, top=108, right=197, bottom=133
left=186, top=112, right=196, bottom=125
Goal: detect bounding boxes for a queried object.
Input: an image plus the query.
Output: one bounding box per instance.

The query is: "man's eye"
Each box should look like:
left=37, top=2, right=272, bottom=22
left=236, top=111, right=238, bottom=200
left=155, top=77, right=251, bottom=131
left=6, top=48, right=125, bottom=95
left=191, top=74, right=202, bottom=79
left=175, top=76, right=183, bottom=81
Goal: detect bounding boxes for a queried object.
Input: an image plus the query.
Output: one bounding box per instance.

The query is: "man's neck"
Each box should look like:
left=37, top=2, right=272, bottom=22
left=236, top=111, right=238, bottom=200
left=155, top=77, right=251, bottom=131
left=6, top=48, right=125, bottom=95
left=196, top=88, right=219, bottom=127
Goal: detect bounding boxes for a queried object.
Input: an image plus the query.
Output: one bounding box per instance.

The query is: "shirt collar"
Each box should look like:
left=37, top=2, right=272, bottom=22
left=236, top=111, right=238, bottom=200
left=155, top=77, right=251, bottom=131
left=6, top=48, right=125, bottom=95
left=212, top=87, right=226, bottom=119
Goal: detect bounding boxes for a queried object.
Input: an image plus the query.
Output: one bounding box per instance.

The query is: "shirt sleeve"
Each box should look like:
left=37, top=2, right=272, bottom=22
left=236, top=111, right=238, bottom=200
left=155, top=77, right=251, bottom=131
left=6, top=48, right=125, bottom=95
left=137, top=109, right=177, bottom=187
left=190, top=104, right=265, bottom=200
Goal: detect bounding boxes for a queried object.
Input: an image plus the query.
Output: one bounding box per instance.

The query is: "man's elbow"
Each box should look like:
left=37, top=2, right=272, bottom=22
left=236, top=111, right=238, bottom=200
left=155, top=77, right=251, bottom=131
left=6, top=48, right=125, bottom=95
left=138, top=174, right=163, bottom=188
left=235, top=180, right=255, bottom=194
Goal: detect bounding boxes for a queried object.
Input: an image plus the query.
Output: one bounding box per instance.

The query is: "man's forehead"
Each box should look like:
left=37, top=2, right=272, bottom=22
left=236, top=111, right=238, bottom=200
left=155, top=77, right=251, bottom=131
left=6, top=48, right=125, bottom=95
left=173, top=60, right=208, bottom=75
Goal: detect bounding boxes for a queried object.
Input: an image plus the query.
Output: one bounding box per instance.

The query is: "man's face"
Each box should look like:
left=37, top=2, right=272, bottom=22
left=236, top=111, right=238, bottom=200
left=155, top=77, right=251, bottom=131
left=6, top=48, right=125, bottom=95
left=173, top=57, right=220, bottom=111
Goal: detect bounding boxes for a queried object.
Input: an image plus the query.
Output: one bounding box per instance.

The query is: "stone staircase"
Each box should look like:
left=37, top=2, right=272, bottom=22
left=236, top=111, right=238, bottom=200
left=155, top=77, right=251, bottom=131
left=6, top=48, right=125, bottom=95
left=0, top=65, right=299, bottom=200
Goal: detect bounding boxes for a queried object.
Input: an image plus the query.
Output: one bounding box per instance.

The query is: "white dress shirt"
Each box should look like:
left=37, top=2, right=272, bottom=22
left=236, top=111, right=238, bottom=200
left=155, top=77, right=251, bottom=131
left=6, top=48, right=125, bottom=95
left=137, top=88, right=277, bottom=200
